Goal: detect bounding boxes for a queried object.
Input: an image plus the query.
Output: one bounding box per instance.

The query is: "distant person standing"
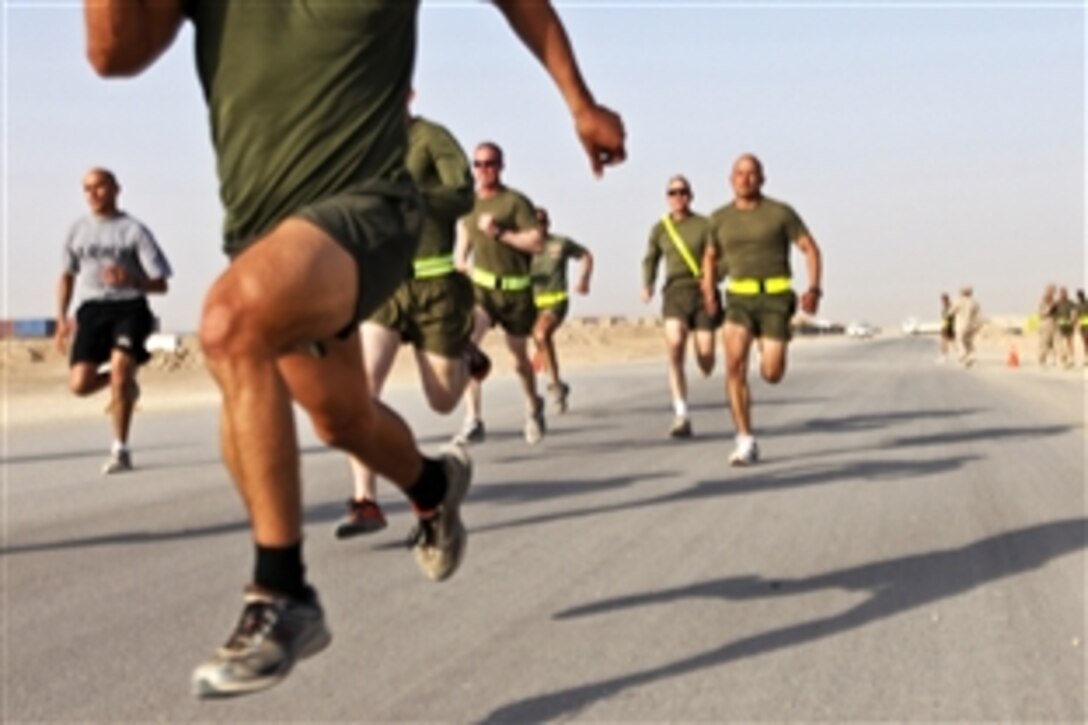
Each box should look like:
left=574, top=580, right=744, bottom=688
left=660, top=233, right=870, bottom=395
left=530, top=207, right=593, bottom=413
left=1054, top=286, right=1076, bottom=369
left=1076, top=289, right=1088, bottom=366
left=703, top=154, right=822, bottom=466
left=1037, top=284, right=1058, bottom=367
left=455, top=141, right=547, bottom=446
left=55, top=168, right=172, bottom=475
left=641, top=175, right=720, bottom=439
left=949, top=286, right=982, bottom=367
left=937, top=292, right=955, bottom=363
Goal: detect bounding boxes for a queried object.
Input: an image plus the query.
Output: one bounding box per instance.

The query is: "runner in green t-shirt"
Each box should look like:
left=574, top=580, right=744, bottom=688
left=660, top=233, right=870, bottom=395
left=702, top=154, right=823, bottom=466
left=642, top=175, right=722, bottom=438
left=336, top=109, right=493, bottom=540
left=455, top=142, right=548, bottom=446
left=938, top=292, right=955, bottom=363
left=86, top=0, right=626, bottom=698
left=530, top=207, right=594, bottom=413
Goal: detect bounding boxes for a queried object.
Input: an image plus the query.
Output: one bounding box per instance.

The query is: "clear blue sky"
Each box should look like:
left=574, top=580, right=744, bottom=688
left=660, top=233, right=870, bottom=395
left=4, top=1, right=1084, bottom=332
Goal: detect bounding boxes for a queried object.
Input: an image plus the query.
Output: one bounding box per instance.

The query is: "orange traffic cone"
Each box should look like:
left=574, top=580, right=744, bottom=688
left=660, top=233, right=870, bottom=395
left=1007, top=344, right=1020, bottom=368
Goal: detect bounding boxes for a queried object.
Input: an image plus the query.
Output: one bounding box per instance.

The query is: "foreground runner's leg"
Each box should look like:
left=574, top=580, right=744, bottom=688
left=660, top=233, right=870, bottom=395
left=192, top=219, right=469, bottom=698
left=664, top=318, right=692, bottom=437
left=505, top=332, right=546, bottom=445
left=533, top=308, right=569, bottom=413
left=723, top=322, right=758, bottom=465
left=456, top=306, right=492, bottom=444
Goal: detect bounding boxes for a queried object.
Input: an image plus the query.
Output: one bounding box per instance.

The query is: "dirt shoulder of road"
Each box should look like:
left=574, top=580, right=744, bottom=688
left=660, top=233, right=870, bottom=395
left=5, top=322, right=1081, bottom=429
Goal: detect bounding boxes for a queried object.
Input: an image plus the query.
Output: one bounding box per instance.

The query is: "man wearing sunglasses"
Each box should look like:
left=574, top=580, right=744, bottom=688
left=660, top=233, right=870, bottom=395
left=642, top=175, right=722, bottom=438
left=703, top=154, right=823, bottom=466
left=455, top=143, right=547, bottom=445
left=86, top=0, right=625, bottom=698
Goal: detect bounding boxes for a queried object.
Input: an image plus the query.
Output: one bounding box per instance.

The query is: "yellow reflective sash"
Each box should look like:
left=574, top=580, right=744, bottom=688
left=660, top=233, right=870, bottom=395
left=413, top=255, right=455, bottom=279
left=534, top=291, right=569, bottom=307
left=727, top=276, right=793, bottom=295
left=1080, top=314, right=1088, bottom=328
left=661, top=214, right=701, bottom=279
left=472, top=267, right=531, bottom=292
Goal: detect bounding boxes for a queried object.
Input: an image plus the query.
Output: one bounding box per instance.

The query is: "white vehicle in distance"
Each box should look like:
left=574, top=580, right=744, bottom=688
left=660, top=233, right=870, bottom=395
left=846, top=321, right=876, bottom=338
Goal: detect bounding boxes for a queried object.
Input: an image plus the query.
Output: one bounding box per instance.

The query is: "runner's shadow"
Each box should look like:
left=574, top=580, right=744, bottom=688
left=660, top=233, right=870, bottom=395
left=0, top=497, right=357, bottom=556
left=484, top=518, right=1088, bottom=722
left=759, top=407, right=983, bottom=439
left=887, top=425, right=1072, bottom=448
left=472, top=455, right=976, bottom=537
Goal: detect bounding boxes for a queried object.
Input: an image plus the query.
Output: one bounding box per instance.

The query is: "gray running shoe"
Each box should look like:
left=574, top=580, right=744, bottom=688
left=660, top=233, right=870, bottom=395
left=452, top=418, right=485, bottom=446
left=101, top=449, right=133, bottom=475
left=549, top=382, right=571, bottom=414
left=525, top=395, right=546, bottom=445
left=669, top=416, right=692, bottom=439
left=414, top=444, right=472, bottom=582
left=191, top=585, right=331, bottom=699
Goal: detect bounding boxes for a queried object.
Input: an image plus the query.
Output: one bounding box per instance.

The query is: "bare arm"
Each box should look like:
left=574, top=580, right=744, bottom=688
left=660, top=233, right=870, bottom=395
left=795, top=233, right=823, bottom=314
left=575, top=250, right=594, bottom=295
left=55, top=273, right=75, bottom=353
left=455, top=221, right=473, bottom=272
left=498, top=227, right=545, bottom=255
left=492, top=0, right=626, bottom=176
left=700, top=243, right=720, bottom=314
left=84, top=0, right=185, bottom=77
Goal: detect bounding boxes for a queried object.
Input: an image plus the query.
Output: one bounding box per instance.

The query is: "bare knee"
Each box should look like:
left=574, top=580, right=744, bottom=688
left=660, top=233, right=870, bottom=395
left=762, top=366, right=785, bottom=384
left=68, top=371, right=97, bottom=396
left=200, top=281, right=270, bottom=365
left=424, top=386, right=461, bottom=415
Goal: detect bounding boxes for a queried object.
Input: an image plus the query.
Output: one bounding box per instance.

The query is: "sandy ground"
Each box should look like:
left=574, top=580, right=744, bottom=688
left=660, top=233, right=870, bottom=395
left=4, top=321, right=1084, bottom=429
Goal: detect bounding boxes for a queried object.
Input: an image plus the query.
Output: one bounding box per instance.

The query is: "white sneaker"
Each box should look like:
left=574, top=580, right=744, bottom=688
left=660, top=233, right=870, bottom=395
left=729, top=438, right=759, bottom=467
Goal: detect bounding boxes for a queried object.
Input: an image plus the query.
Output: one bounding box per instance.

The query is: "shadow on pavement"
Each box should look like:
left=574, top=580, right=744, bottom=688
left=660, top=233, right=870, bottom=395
left=484, top=517, right=1088, bottom=723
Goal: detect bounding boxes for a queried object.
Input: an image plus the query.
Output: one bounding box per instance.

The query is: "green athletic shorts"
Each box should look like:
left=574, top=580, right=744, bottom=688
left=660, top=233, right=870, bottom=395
left=536, top=299, right=569, bottom=326
left=295, top=180, right=423, bottom=327
left=369, top=272, right=474, bottom=358
left=725, top=290, right=797, bottom=341
left=663, top=281, right=722, bottom=331
left=474, top=286, right=536, bottom=337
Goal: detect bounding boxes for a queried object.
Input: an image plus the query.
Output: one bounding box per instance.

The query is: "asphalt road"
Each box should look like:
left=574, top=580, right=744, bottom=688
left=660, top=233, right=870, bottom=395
left=4, top=337, right=1085, bottom=722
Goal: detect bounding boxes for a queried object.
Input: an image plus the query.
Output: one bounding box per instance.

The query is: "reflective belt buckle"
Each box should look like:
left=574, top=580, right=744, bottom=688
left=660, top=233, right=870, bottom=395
left=534, top=291, right=569, bottom=307
left=728, top=276, right=792, bottom=295
left=472, top=268, right=499, bottom=288
left=500, top=276, right=531, bottom=292
left=413, top=255, right=456, bottom=279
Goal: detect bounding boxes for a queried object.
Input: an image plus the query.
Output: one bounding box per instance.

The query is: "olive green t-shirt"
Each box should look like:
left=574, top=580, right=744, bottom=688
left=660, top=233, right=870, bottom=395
left=531, top=236, right=587, bottom=294
left=642, top=213, right=713, bottom=290
left=465, top=187, right=538, bottom=277
left=184, top=1, right=419, bottom=254
left=1055, top=299, right=1076, bottom=327
left=406, top=117, right=472, bottom=259
left=709, top=197, right=808, bottom=279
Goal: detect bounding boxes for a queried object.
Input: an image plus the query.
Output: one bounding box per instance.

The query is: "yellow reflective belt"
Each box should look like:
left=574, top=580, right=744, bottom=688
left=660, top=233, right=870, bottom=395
left=413, top=255, right=455, bottom=279
left=661, top=214, right=701, bottom=279
left=472, top=267, right=531, bottom=291
left=727, top=276, right=793, bottom=295
left=1080, top=314, right=1088, bottom=327
left=534, top=291, right=569, bottom=307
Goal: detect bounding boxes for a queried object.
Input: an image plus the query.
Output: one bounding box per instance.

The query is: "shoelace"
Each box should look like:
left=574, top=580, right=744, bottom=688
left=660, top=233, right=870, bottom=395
left=225, top=601, right=278, bottom=651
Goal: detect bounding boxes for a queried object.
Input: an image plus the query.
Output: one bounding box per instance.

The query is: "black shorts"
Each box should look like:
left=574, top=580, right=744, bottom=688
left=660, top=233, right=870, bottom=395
left=71, top=298, right=154, bottom=367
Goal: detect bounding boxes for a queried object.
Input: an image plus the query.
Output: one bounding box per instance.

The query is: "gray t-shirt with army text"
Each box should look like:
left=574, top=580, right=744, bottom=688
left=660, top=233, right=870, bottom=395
left=63, top=212, right=173, bottom=304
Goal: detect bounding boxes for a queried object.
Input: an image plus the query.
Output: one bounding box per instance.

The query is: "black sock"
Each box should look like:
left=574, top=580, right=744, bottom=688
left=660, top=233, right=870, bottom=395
left=254, top=541, right=307, bottom=600
left=406, top=457, right=448, bottom=513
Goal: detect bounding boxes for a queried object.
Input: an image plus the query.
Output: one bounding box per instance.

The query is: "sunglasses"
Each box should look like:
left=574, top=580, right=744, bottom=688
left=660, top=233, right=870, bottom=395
left=667, top=188, right=690, bottom=197
left=473, top=159, right=500, bottom=168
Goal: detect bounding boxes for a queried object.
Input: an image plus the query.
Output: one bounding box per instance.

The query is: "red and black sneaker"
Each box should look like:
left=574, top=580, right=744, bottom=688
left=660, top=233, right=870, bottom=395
left=333, top=498, right=387, bottom=539
left=466, top=343, right=492, bottom=382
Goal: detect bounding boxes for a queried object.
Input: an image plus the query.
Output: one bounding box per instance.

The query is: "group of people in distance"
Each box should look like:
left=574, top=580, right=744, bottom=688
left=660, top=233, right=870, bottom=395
left=1036, top=285, right=1088, bottom=368
left=60, top=0, right=821, bottom=699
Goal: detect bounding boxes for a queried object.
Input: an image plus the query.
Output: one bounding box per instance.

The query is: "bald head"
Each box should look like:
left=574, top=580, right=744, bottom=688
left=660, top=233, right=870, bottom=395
left=82, top=167, right=120, bottom=217
left=730, top=153, right=765, bottom=203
